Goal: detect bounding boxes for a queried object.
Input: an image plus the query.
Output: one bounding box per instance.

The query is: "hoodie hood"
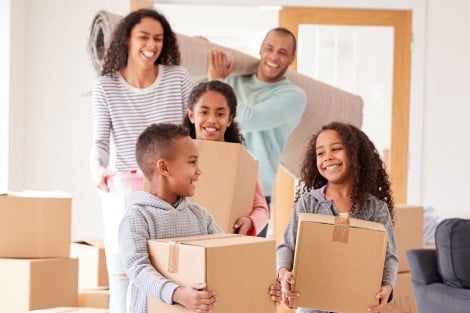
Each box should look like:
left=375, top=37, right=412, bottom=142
left=125, top=191, right=187, bottom=211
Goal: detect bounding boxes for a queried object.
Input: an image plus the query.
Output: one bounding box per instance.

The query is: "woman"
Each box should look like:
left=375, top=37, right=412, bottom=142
left=89, top=9, right=191, bottom=313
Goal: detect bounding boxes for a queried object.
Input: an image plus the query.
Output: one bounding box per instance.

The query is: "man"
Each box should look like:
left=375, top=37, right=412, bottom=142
left=208, top=28, right=306, bottom=237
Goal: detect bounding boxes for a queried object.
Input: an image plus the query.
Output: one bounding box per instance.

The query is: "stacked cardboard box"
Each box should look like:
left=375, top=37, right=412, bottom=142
left=0, top=192, right=78, bottom=313
left=147, top=234, right=277, bottom=313
left=384, top=205, right=423, bottom=313
left=71, top=241, right=110, bottom=309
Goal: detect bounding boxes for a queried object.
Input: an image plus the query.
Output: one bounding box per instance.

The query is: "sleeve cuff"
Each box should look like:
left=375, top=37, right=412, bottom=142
left=160, top=281, right=180, bottom=305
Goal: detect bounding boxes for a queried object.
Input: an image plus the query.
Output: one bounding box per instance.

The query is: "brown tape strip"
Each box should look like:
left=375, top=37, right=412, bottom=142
left=168, top=242, right=179, bottom=273
left=332, top=216, right=350, bottom=243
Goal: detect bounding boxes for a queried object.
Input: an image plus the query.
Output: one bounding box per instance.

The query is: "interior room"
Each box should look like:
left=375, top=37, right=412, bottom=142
left=1, top=0, right=469, bottom=312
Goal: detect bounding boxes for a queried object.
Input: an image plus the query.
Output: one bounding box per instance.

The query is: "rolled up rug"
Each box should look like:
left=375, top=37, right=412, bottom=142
left=88, top=10, right=124, bottom=74
left=87, top=10, right=257, bottom=79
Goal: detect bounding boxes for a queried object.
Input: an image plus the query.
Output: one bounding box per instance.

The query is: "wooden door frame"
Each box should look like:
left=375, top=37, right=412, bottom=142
left=280, top=7, right=412, bottom=204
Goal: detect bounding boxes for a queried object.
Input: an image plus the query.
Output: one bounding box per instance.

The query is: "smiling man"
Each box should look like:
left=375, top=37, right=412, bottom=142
left=208, top=28, right=306, bottom=237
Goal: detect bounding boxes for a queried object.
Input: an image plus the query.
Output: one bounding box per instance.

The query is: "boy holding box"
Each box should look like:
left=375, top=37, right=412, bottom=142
left=119, top=123, right=221, bottom=313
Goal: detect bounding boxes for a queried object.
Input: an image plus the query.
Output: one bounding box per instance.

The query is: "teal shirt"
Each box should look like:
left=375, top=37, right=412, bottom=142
left=225, top=74, right=306, bottom=196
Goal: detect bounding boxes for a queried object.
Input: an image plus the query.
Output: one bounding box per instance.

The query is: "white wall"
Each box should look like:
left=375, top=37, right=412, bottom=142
left=422, top=0, right=470, bottom=219
left=9, top=0, right=129, bottom=240
left=5, top=0, right=468, bottom=240
left=0, top=0, right=10, bottom=194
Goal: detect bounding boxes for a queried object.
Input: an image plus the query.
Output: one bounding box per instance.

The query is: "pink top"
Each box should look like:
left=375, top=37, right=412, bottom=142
left=247, top=176, right=270, bottom=236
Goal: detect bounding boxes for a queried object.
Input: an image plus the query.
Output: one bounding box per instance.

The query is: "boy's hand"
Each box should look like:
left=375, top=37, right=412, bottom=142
left=368, top=284, right=393, bottom=312
left=173, top=282, right=217, bottom=312
left=233, top=216, right=253, bottom=235
left=208, top=48, right=234, bottom=81
left=269, top=278, right=282, bottom=305
left=278, top=268, right=300, bottom=309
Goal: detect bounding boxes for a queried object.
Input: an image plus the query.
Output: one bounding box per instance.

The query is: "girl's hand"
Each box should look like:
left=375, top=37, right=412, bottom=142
left=95, top=166, right=114, bottom=192
left=278, top=268, right=300, bottom=309
left=269, top=278, right=282, bottom=305
left=233, top=216, right=253, bottom=235
left=368, top=284, right=393, bottom=312
left=173, top=282, right=217, bottom=312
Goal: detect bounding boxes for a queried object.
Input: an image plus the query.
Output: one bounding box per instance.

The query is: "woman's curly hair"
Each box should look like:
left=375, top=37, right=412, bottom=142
left=183, top=81, right=245, bottom=144
left=101, top=9, right=180, bottom=77
left=297, top=122, right=394, bottom=222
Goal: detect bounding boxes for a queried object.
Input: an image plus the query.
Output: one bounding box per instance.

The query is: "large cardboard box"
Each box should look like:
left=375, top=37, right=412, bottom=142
left=384, top=272, right=417, bottom=313
left=147, top=234, right=276, bottom=313
left=28, top=308, right=108, bottom=313
left=394, top=205, right=424, bottom=272
left=0, top=191, right=72, bottom=258
left=291, top=213, right=387, bottom=312
left=78, top=288, right=109, bottom=309
left=190, top=140, right=258, bottom=233
left=71, top=240, right=108, bottom=289
left=0, top=258, right=78, bottom=313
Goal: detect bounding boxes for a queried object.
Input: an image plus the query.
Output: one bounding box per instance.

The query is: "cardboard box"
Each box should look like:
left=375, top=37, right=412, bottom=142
left=28, top=308, right=108, bottom=313
left=78, top=288, right=109, bottom=309
left=291, top=213, right=387, bottom=312
left=0, top=192, right=72, bottom=258
left=71, top=240, right=108, bottom=289
left=394, top=205, right=424, bottom=272
left=383, top=272, right=417, bottom=313
left=190, top=140, right=258, bottom=233
left=147, top=234, right=276, bottom=313
left=0, top=258, right=78, bottom=313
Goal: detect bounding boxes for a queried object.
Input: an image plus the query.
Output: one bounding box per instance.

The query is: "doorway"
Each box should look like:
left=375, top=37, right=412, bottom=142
left=280, top=7, right=412, bottom=204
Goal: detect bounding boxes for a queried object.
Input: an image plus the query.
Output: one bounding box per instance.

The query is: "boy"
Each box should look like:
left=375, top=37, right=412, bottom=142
left=119, top=123, right=221, bottom=313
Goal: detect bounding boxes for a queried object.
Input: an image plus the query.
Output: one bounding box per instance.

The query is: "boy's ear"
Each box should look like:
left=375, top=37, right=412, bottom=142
left=156, top=159, right=170, bottom=177
left=187, top=109, right=195, bottom=123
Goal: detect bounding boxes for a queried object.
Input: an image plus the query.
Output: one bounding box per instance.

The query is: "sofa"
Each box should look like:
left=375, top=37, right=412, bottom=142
left=406, top=218, right=470, bottom=313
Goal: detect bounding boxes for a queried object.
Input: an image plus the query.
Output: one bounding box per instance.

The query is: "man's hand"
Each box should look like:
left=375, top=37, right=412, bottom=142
left=208, top=48, right=234, bottom=81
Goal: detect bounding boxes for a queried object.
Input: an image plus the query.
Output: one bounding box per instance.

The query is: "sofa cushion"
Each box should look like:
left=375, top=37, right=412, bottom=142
left=435, top=218, right=470, bottom=288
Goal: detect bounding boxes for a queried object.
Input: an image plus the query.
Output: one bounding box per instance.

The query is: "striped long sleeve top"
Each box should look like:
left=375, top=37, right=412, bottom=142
left=90, top=65, right=192, bottom=172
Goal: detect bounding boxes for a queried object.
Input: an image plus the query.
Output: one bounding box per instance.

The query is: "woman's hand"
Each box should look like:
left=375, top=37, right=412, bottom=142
left=95, top=166, right=114, bottom=192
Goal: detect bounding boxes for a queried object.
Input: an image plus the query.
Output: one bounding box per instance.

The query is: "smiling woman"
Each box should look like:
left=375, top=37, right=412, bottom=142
left=88, top=8, right=192, bottom=313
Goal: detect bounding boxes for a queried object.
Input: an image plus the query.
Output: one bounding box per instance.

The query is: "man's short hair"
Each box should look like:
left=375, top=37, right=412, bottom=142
left=264, top=27, right=297, bottom=54
left=135, top=123, right=189, bottom=180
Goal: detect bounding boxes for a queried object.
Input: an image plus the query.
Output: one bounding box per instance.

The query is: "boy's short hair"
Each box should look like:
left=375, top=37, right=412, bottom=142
left=136, top=123, right=190, bottom=180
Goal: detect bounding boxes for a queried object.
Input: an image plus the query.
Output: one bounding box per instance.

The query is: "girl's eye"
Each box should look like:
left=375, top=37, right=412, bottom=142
left=316, top=151, right=325, bottom=157
left=333, top=147, right=342, bottom=152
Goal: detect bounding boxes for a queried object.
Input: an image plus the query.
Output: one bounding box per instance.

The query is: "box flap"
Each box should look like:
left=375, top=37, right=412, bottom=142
left=72, top=240, right=105, bottom=248
left=6, top=190, right=71, bottom=198
left=300, top=213, right=386, bottom=232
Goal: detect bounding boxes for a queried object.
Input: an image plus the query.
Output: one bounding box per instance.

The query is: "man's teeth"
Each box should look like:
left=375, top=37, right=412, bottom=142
left=267, top=62, right=279, bottom=68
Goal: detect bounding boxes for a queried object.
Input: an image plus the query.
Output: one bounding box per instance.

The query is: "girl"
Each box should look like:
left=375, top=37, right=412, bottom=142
left=182, top=80, right=269, bottom=236
left=275, top=122, right=398, bottom=313
left=89, top=9, right=192, bottom=313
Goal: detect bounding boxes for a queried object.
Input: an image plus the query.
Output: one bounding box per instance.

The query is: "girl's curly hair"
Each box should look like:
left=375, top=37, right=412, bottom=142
left=183, top=81, right=245, bottom=144
left=297, top=122, right=394, bottom=222
left=101, top=9, right=180, bottom=77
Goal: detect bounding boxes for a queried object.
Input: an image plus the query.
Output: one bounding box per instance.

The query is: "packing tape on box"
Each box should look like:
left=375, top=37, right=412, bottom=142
left=168, top=242, right=179, bottom=273
left=332, top=216, right=350, bottom=243
left=166, top=234, right=239, bottom=273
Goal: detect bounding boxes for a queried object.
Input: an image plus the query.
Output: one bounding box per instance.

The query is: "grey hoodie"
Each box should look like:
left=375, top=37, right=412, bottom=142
left=277, top=187, right=398, bottom=313
left=119, top=191, right=221, bottom=313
